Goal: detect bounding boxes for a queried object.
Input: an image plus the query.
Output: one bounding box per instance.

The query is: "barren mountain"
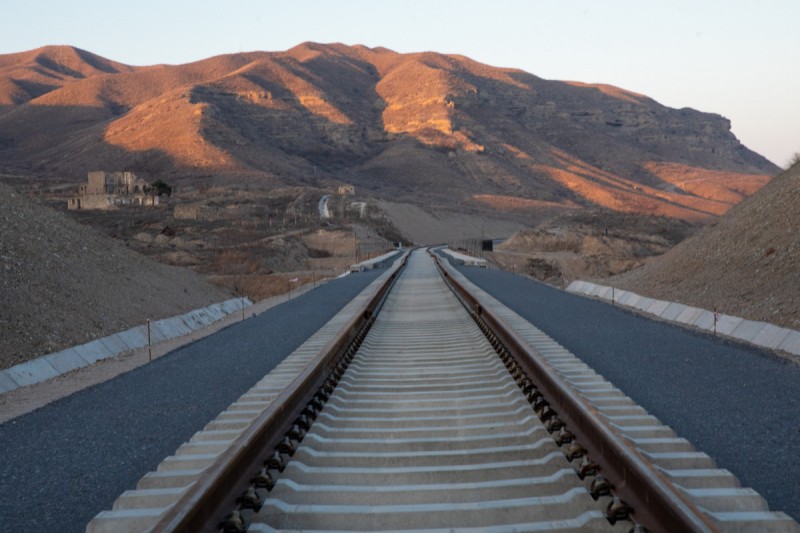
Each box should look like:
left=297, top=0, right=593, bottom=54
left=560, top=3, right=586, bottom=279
left=612, top=163, right=800, bottom=330
left=0, top=182, right=232, bottom=369
left=0, top=45, right=134, bottom=106
left=0, top=43, right=778, bottom=221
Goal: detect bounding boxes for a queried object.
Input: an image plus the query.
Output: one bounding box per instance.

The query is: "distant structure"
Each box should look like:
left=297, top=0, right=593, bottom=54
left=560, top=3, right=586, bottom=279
left=68, top=171, right=159, bottom=210
left=337, top=184, right=355, bottom=195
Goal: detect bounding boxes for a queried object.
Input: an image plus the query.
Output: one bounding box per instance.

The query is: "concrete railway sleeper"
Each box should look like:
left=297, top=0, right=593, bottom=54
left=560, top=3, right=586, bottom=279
left=88, top=249, right=798, bottom=533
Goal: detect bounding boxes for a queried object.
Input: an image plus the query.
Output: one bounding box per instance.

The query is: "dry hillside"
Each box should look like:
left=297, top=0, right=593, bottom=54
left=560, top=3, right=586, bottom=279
left=490, top=210, right=695, bottom=284
left=612, top=163, right=800, bottom=330
left=0, top=183, right=232, bottom=370
left=0, top=43, right=777, bottom=222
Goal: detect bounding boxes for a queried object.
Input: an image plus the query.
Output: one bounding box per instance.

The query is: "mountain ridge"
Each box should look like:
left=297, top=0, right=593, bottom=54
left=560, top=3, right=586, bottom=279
left=0, top=43, right=779, bottom=221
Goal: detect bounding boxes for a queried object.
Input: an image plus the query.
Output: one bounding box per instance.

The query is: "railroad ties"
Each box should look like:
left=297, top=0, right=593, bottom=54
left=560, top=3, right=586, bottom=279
left=248, top=252, right=624, bottom=531
left=88, top=249, right=799, bottom=532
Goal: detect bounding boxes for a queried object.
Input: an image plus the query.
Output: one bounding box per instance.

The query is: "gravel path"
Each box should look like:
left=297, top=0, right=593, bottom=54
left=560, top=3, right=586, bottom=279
left=0, top=269, right=384, bottom=533
left=457, top=265, right=800, bottom=521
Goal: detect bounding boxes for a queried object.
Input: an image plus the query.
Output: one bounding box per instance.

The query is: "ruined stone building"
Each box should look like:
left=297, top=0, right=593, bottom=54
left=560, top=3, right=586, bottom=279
left=68, top=171, right=159, bottom=210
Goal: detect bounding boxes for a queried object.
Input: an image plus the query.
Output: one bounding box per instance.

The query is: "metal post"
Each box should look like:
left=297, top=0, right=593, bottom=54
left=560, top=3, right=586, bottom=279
left=713, top=307, right=718, bottom=335
left=612, top=286, right=615, bottom=306
left=147, top=319, right=152, bottom=363
left=241, top=295, right=245, bottom=321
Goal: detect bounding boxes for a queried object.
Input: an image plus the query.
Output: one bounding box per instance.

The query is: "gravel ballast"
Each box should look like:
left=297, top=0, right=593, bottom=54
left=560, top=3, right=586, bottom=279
left=0, top=269, right=384, bottom=533
left=457, top=265, right=800, bottom=522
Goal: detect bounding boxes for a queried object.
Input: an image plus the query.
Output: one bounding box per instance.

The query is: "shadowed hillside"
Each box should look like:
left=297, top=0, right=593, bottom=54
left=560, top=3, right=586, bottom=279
left=612, top=163, right=800, bottom=330
left=0, top=43, right=779, bottom=221
left=0, top=182, right=232, bottom=369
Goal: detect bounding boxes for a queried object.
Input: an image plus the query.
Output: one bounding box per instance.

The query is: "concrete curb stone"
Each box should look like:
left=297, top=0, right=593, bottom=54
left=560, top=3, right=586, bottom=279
left=179, top=312, right=207, bottom=331
left=660, top=302, right=688, bottom=322
left=589, top=285, right=605, bottom=297
left=5, top=358, right=60, bottom=388
left=0, top=372, right=18, bottom=394
left=693, top=310, right=717, bottom=331
left=632, top=297, right=655, bottom=312
left=99, top=334, right=132, bottom=356
left=729, top=320, right=769, bottom=343
left=209, top=306, right=226, bottom=321
left=621, top=294, right=641, bottom=308
left=74, top=339, right=114, bottom=364
left=566, top=281, right=587, bottom=293
left=778, top=332, right=800, bottom=356
left=146, top=322, right=174, bottom=343
left=752, top=324, right=793, bottom=350
left=162, top=318, right=192, bottom=336
left=715, top=315, right=744, bottom=336
left=615, top=291, right=635, bottom=305
left=566, top=281, right=800, bottom=358
left=646, top=299, right=671, bottom=316
left=116, top=327, right=149, bottom=350
left=42, top=348, right=92, bottom=374
left=596, top=286, right=613, bottom=300
left=675, top=307, right=704, bottom=326
left=0, top=297, right=255, bottom=396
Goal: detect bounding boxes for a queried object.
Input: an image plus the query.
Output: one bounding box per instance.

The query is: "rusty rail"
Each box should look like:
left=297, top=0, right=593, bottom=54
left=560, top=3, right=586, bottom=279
left=151, top=254, right=407, bottom=532
left=432, top=251, right=717, bottom=533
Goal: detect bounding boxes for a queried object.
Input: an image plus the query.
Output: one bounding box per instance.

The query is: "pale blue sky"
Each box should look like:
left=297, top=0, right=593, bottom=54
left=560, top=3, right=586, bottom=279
left=2, top=0, right=797, bottom=166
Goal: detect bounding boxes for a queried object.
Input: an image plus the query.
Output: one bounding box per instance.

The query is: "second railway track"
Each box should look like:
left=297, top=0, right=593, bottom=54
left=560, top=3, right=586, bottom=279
left=89, top=249, right=798, bottom=532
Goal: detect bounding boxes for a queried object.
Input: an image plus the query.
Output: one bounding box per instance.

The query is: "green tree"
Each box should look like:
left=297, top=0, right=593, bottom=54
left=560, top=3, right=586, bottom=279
left=147, top=179, right=172, bottom=197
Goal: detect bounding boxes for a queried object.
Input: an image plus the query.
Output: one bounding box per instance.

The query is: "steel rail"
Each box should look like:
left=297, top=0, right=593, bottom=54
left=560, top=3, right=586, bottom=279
left=151, top=254, right=408, bottom=532
left=432, top=252, right=718, bottom=533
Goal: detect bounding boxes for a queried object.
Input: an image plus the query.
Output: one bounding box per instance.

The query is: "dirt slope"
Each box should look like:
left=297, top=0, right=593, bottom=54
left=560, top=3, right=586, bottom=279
left=0, top=43, right=777, bottom=222
left=491, top=210, right=695, bottom=284
left=0, top=183, right=232, bottom=369
left=612, top=164, right=800, bottom=329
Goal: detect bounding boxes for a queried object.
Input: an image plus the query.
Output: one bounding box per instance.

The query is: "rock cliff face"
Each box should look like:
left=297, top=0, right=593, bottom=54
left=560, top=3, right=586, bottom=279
left=0, top=43, right=779, bottom=220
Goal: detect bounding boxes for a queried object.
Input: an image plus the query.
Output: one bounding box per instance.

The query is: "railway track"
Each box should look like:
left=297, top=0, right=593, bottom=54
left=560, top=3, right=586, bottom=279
left=88, top=249, right=798, bottom=532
